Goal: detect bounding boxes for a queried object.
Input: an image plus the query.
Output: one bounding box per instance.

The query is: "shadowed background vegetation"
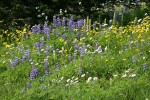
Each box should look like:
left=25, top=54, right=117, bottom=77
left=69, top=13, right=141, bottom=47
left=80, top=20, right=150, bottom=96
left=0, top=0, right=150, bottom=29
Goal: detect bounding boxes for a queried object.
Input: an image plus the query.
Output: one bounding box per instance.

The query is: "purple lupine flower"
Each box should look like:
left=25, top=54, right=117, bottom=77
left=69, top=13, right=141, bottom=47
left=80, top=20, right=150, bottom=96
left=68, top=16, right=74, bottom=28
left=72, top=22, right=77, bottom=29
left=40, top=43, right=44, bottom=48
left=10, top=57, right=19, bottom=67
left=44, top=46, right=50, bottom=55
left=10, top=60, right=17, bottom=67
left=40, top=37, right=45, bottom=48
left=80, top=47, right=85, bottom=58
left=42, top=22, right=50, bottom=39
left=132, top=56, right=136, bottom=63
left=45, top=70, right=49, bottom=76
left=43, top=21, right=48, bottom=27
left=77, top=19, right=84, bottom=29
left=40, top=37, right=45, bottom=43
left=34, top=42, right=40, bottom=50
left=143, top=63, right=148, bottom=71
left=24, top=50, right=31, bottom=59
left=31, top=24, right=41, bottom=33
left=53, top=15, right=57, bottom=28
left=62, top=17, right=66, bottom=26
left=10, top=60, right=16, bottom=67
left=30, top=64, right=38, bottom=80
left=56, top=17, right=61, bottom=27
left=44, top=59, right=49, bottom=70
left=42, top=22, right=50, bottom=34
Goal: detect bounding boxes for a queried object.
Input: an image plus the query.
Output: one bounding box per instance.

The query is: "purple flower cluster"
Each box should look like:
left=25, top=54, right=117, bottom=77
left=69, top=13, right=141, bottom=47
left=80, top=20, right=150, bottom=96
left=80, top=43, right=87, bottom=58
left=62, top=17, right=66, bottom=26
left=67, top=16, right=84, bottom=30
left=10, top=57, right=19, bottom=67
left=30, top=64, right=38, bottom=80
left=31, top=24, right=41, bottom=34
left=77, top=19, right=84, bottom=29
left=143, top=63, right=148, bottom=71
left=44, top=45, right=50, bottom=55
left=80, top=47, right=86, bottom=58
left=132, top=56, right=136, bottom=63
left=68, top=16, right=74, bottom=28
left=44, top=59, right=49, bottom=70
left=53, top=15, right=57, bottom=28
left=23, top=50, right=31, bottom=60
left=31, top=15, right=84, bottom=34
left=34, top=42, right=40, bottom=50
left=57, top=17, right=61, bottom=27
left=42, top=22, right=50, bottom=39
left=40, top=37, right=45, bottom=48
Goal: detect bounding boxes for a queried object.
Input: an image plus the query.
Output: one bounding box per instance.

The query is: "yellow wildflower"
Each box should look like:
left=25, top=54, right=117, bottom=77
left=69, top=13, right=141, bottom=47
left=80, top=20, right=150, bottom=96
left=3, top=42, right=7, bottom=46
left=123, top=59, right=126, bottom=61
left=5, top=44, right=10, bottom=48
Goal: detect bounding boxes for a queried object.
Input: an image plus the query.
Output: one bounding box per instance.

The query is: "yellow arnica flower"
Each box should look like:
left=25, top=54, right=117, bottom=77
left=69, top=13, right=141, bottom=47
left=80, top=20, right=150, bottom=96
left=5, top=44, right=10, bottom=48
left=64, top=41, right=67, bottom=45
left=138, top=34, right=142, bottom=39
left=3, top=42, right=7, bottom=46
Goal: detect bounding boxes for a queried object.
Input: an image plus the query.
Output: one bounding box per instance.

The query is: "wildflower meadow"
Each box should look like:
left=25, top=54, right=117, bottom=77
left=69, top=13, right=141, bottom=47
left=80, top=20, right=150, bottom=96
left=0, top=1, right=150, bottom=100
